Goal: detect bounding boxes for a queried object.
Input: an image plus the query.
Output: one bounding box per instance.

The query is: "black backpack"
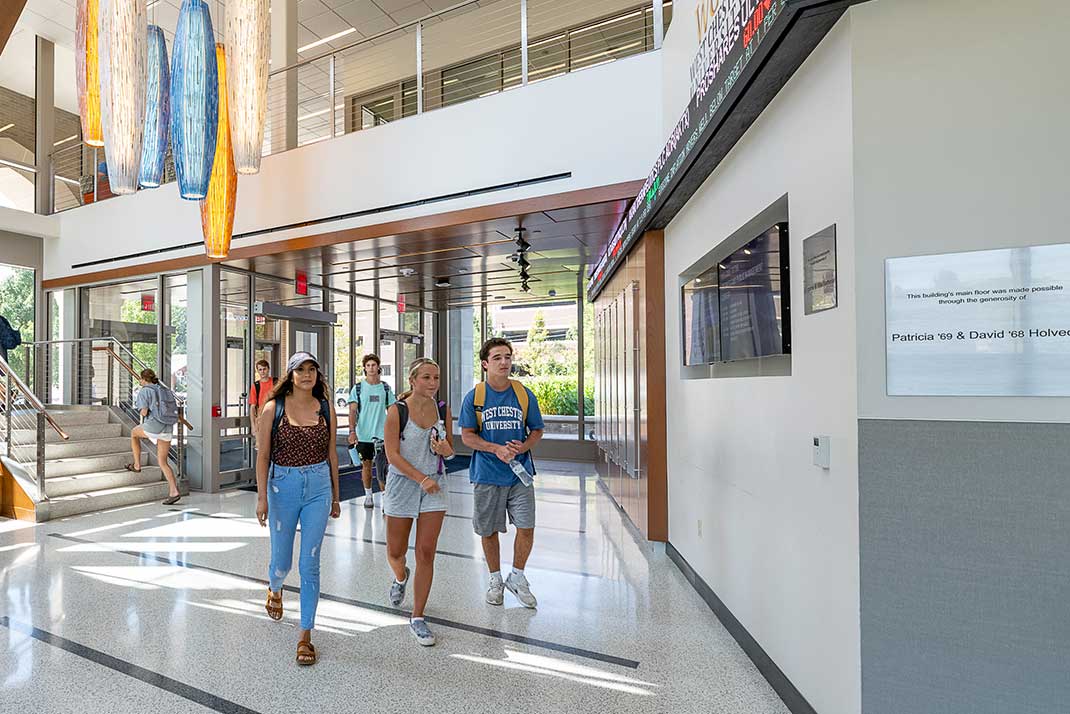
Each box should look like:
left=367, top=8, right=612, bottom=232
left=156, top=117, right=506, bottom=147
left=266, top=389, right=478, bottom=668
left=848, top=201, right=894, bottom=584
left=393, top=399, right=447, bottom=440
left=0, top=316, right=21, bottom=351
left=270, top=394, right=331, bottom=448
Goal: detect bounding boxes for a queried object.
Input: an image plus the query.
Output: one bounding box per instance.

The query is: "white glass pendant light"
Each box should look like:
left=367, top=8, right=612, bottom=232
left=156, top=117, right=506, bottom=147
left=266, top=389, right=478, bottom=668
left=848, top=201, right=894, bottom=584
left=225, top=0, right=269, bottom=174
left=99, top=0, right=148, bottom=194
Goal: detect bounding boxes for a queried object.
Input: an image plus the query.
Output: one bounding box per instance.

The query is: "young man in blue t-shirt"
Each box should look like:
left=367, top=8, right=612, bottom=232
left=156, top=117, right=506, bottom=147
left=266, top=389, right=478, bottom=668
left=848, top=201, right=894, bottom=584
left=460, top=338, right=544, bottom=608
left=347, top=353, right=396, bottom=508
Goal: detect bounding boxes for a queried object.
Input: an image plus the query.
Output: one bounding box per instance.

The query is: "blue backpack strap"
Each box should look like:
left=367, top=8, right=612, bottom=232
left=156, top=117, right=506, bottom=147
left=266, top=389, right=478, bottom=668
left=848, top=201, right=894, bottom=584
left=270, top=394, right=286, bottom=447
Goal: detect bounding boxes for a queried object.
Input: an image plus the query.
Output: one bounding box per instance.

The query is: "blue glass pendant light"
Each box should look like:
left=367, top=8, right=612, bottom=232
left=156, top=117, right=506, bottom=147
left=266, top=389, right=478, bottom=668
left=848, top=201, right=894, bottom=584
left=170, top=0, right=218, bottom=200
left=139, top=25, right=170, bottom=188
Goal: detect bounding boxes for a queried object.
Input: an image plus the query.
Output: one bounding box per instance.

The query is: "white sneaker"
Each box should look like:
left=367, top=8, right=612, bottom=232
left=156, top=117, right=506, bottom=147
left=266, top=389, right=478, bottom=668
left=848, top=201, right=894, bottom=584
left=364, top=494, right=374, bottom=509
left=410, top=619, right=436, bottom=647
left=505, top=572, right=537, bottom=609
left=486, top=577, right=505, bottom=606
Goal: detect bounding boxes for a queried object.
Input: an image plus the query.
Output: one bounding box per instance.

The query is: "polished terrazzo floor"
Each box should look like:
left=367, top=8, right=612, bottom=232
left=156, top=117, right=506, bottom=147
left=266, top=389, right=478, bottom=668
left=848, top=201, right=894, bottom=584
left=1, top=461, right=788, bottom=714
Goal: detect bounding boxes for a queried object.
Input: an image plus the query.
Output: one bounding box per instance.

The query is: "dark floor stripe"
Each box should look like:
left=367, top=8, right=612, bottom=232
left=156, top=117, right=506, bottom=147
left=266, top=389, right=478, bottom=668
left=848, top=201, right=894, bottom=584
left=172, top=509, right=601, bottom=579
left=0, top=616, right=262, bottom=714
left=47, top=532, right=640, bottom=670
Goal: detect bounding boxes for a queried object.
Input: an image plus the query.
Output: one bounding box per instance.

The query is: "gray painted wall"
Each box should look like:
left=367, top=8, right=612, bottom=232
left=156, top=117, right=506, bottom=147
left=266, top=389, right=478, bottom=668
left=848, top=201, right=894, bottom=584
left=0, top=229, right=43, bottom=270
left=859, top=419, right=1070, bottom=714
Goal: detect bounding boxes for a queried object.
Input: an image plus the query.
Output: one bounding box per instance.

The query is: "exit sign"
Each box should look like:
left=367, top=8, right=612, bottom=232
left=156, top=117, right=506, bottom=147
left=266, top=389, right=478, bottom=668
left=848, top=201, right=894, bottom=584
left=141, top=293, right=155, bottom=312
left=295, top=270, right=308, bottom=296
left=397, top=295, right=406, bottom=313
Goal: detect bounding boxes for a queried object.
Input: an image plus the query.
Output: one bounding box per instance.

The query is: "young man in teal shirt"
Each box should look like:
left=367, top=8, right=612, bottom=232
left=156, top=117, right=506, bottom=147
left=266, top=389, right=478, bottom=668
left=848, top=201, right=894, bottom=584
left=347, top=353, right=396, bottom=508
left=460, top=338, right=544, bottom=608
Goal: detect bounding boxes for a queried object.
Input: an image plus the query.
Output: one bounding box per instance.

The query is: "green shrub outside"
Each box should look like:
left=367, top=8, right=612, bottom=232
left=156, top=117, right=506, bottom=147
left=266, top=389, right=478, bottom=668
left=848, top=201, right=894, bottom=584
left=525, top=376, right=595, bottom=417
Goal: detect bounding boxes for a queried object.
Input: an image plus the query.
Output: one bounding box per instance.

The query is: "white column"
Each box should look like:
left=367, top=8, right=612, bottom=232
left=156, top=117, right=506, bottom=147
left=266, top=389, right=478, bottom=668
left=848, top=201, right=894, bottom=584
left=34, top=36, right=54, bottom=214
left=270, top=0, right=298, bottom=152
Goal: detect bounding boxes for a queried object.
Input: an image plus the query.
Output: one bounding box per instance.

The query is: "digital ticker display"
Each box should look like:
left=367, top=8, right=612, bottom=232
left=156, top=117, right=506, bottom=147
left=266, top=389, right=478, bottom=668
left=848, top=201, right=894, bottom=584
left=588, top=0, right=788, bottom=300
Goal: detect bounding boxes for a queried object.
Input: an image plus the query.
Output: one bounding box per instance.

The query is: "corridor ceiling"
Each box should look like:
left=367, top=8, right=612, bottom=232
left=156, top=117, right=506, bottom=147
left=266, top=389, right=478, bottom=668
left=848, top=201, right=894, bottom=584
left=221, top=197, right=628, bottom=309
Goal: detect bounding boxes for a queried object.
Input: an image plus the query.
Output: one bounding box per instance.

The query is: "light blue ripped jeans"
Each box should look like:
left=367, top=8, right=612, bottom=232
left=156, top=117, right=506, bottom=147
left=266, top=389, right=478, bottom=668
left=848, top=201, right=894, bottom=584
left=267, top=461, right=332, bottom=630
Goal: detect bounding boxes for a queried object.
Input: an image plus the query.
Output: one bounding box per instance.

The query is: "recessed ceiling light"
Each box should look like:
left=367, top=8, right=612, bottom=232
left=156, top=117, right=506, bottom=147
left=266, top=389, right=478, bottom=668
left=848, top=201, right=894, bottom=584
left=298, top=28, right=357, bottom=54
left=435, top=279, right=450, bottom=288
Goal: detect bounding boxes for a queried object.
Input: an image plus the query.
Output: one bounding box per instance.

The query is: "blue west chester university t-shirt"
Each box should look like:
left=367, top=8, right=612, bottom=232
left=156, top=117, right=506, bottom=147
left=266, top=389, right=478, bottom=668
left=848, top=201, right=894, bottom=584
left=459, top=383, right=544, bottom=486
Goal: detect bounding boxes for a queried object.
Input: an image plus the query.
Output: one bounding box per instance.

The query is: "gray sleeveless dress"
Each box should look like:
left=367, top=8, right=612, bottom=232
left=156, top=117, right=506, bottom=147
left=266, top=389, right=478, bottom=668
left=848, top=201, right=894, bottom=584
left=383, top=415, right=448, bottom=518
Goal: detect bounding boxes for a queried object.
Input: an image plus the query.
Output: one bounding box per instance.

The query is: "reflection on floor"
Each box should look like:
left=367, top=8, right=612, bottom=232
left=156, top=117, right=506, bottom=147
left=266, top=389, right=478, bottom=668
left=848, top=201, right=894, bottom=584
left=0, top=461, right=788, bottom=714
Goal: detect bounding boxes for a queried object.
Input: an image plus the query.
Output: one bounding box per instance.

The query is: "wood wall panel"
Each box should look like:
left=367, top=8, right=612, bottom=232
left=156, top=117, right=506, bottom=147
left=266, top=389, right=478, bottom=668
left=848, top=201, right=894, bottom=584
left=593, top=230, right=667, bottom=541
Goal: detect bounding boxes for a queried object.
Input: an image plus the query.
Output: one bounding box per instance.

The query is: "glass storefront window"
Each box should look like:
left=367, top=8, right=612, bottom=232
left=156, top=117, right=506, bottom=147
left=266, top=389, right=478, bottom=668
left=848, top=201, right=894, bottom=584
left=81, top=277, right=159, bottom=369
left=0, top=263, right=35, bottom=387
left=401, top=309, right=421, bottom=334
left=354, top=296, right=375, bottom=376
left=330, top=291, right=351, bottom=426
left=487, top=299, right=580, bottom=438
left=164, top=275, right=188, bottom=398
left=448, top=306, right=480, bottom=431
left=424, top=312, right=437, bottom=361
left=379, top=301, right=399, bottom=332
left=220, top=270, right=250, bottom=420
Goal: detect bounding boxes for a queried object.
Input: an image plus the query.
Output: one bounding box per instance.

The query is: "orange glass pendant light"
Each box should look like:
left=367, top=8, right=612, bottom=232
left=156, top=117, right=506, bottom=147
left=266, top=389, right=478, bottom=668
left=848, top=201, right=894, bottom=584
left=75, top=0, right=104, bottom=147
left=200, top=43, right=237, bottom=259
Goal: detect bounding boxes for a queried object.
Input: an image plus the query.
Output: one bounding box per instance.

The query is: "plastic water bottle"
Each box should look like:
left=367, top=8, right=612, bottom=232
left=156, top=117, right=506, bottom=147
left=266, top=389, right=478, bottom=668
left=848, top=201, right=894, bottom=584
left=509, top=458, right=533, bottom=487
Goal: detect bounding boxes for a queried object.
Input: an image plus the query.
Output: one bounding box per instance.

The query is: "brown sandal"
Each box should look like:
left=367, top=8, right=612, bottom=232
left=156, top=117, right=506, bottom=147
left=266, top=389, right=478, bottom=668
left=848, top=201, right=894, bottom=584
left=265, top=589, right=283, bottom=621
left=296, top=640, right=317, bottom=666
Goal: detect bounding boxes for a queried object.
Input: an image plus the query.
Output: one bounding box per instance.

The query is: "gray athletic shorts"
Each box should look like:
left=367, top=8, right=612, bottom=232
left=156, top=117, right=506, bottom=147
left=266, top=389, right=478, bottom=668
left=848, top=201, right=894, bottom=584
left=383, top=470, right=447, bottom=519
left=472, top=482, right=535, bottom=536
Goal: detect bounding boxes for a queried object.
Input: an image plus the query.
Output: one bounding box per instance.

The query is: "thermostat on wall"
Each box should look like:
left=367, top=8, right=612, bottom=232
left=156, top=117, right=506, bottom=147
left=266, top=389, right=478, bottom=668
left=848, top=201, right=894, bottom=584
left=813, top=436, right=831, bottom=469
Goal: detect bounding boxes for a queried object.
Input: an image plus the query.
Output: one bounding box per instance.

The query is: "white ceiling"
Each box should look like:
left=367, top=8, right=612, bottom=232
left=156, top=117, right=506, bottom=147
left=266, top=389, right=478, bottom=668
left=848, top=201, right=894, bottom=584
left=7, top=0, right=465, bottom=58
left=0, top=0, right=464, bottom=124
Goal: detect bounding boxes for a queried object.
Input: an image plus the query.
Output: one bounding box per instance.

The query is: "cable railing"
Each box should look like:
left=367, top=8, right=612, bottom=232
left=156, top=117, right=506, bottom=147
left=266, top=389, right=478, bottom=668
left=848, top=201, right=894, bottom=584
left=54, top=0, right=670, bottom=214
left=1, top=353, right=70, bottom=501
left=20, top=338, right=190, bottom=482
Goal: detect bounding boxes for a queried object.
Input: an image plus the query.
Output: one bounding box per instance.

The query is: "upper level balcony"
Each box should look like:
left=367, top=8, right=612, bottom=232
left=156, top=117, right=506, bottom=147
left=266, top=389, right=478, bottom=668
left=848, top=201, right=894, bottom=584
left=0, top=0, right=673, bottom=218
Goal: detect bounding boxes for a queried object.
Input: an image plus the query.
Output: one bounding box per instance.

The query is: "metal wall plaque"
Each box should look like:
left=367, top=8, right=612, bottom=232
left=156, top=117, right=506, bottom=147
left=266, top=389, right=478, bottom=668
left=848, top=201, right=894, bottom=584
left=803, top=225, right=838, bottom=314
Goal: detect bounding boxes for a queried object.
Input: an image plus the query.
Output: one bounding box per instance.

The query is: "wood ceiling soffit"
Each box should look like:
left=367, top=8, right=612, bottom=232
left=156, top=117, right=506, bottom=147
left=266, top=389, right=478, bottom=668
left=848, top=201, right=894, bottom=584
left=41, top=181, right=644, bottom=290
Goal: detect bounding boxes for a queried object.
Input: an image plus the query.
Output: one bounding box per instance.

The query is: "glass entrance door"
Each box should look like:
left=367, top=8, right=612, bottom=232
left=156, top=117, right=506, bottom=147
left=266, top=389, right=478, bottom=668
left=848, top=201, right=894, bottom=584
left=379, top=329, right=424, bottom=393
left=289, top=321, right=330, bottom=363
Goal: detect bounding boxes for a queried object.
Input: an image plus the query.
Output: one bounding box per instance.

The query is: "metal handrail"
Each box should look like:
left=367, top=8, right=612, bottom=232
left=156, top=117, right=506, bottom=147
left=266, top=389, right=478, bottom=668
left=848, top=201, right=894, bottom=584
left=0, top=354, right=70, bottom=442
left=269, top=0, right=481, bottom=77
left=90, top=345, right=194, bottom=431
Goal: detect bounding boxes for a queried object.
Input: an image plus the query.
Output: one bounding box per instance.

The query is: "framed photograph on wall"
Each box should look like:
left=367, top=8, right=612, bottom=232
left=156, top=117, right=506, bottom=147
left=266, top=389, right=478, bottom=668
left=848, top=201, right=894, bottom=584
left=804, top=226, right=838, bottom=314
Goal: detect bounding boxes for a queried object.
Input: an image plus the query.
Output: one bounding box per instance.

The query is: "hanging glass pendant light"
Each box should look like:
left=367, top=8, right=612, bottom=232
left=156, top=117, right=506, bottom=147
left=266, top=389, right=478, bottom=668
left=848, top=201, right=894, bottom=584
left=225, top=0, right=269, bottom=174
left=201, top=43, right=238, bottom=259
left=139, top=25, right=171, bottom=188
left=75, top=0, right=104, bottom=147
left=171, top=0, right=219, bottom=200
left=98, top=0, right=147, bottom=194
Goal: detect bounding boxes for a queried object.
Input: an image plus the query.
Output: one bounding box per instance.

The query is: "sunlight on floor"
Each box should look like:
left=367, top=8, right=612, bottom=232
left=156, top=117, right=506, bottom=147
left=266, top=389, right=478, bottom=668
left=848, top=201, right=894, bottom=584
left=58, top=541, right=247, bottom=554
left=0, top=518, right=37, bottom=535
left=71, top=565, right=263, bottom=591
left=123, top=516, right=267, bottom=540
left=65, top=517, right=154, bottom=538
left=452, top=648, right=658, bottom=697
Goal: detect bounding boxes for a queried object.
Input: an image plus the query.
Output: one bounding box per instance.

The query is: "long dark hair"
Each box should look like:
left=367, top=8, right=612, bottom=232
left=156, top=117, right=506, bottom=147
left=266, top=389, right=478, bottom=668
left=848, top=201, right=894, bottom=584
left=267, top=362, right=329, bottom=403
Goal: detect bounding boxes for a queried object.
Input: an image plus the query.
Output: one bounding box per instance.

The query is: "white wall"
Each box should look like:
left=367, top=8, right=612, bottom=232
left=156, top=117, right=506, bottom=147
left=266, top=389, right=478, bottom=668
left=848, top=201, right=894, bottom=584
left=46, top=51, right=661, bottom=280
left=851, top=0, right=1070, bottom=424
left=662, top=10, right=860, bottom=714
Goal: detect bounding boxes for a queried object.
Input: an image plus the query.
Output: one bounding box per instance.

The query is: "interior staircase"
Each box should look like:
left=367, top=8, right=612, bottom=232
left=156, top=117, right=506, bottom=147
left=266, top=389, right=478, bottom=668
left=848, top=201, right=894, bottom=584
left=4, top=405, right=174, bottom=521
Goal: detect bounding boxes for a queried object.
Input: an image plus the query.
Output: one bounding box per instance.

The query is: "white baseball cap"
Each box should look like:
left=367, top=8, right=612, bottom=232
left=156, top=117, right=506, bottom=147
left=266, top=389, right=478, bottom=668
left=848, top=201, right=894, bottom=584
left=285, top=351, right=320, bottom=374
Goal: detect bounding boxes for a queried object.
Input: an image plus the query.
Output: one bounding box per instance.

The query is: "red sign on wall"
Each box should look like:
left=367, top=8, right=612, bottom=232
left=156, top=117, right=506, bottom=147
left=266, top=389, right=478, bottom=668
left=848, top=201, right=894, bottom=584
left=397, top=294, right=406, bottom=313
left=141, top=293, right=155, bottom=312
left=295, top=270, right=308, bottom=296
